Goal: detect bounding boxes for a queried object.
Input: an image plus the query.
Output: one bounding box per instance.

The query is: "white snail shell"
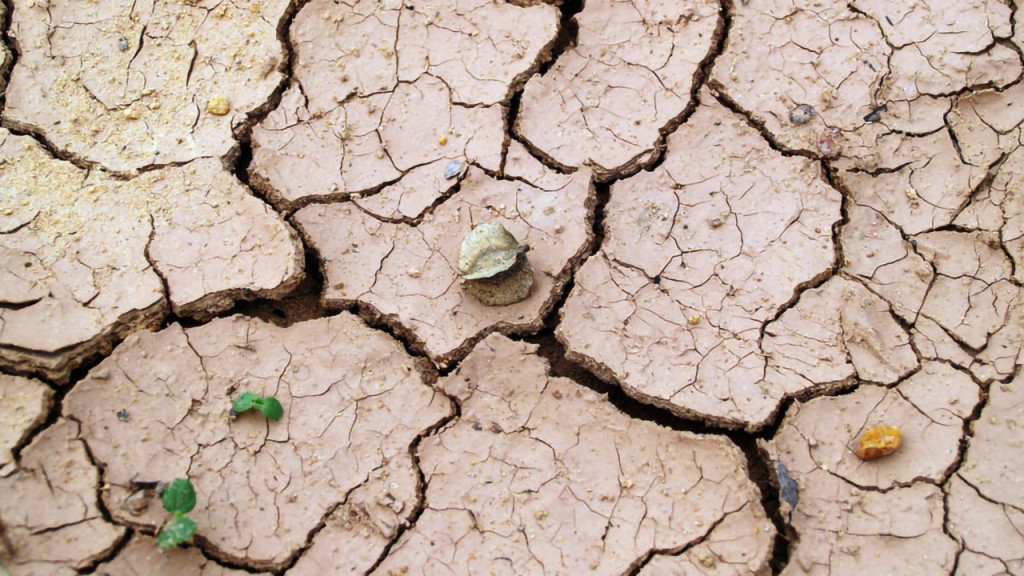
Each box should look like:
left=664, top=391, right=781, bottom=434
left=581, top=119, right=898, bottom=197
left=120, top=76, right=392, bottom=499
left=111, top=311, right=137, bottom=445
left=457, top=222, right=533, bottom=306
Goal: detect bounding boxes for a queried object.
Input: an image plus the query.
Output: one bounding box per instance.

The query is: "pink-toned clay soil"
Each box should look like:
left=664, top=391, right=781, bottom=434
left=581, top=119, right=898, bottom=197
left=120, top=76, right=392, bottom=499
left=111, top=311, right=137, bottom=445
left=1, top=0, right=1022, bottom=573
left=5, top=0, right=291, bottom=174
left=637, top=504, right=774, bottom=575
left=62, top=313, right=450, bottom=570
left=94, top=533, right=271, bottom=576
left=516, top=0, right=722, bottom=177
left=373, top=334, right=774, bottom=575
left=947, top=372, right=1024, bottom=576
left=294, top=166, right=595, bottom=367
left=558, top=93, right=844, bottom=430
left=762, top=363, right=979, bottom=574
left=0, top=374, right=51, bottom=476
left=248, top=0, right=559, bottom=211
left=0, top=419, right=125, bottom=574
left=0, top=130, right=304, bottom=384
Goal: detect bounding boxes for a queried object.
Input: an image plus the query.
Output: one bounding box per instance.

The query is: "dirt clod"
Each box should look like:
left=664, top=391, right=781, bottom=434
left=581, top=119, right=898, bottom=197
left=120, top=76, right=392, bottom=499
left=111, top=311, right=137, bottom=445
left=1, top=0, right=1022, bottom=571
left=517, top=0, right=721, bottom=176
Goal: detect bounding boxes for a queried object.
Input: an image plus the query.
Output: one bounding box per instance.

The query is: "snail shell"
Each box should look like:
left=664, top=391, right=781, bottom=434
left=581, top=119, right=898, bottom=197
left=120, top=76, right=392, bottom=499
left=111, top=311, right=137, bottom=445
left=458, top=222, right=534, bottom=306
left=458, top=222, right=528, bottom=280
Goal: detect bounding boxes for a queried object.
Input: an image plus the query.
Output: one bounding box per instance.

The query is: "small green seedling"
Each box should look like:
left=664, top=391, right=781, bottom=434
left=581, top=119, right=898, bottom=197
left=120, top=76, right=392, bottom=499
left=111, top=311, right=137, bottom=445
left=157, top=478, right=196, bottom=550
left=232, top=391, right=284, bottom=421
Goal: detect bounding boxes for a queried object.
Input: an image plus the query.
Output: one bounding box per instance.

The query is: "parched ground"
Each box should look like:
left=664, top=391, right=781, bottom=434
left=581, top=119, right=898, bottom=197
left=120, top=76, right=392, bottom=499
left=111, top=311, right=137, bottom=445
left=0, top=0, right=1021, bottom=575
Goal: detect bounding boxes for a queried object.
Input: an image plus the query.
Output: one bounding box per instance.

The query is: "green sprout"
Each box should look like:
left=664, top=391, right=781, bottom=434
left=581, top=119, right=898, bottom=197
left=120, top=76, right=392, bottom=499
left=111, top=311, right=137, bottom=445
left=157, top=478, right=196, bottom=550
left=232, top=391, right=284, bottom=421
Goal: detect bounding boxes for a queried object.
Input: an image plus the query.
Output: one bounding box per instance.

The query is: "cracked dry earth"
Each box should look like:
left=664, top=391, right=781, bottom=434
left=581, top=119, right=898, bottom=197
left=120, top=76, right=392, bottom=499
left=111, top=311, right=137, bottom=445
left=0, top=0, right=1022, bottom=575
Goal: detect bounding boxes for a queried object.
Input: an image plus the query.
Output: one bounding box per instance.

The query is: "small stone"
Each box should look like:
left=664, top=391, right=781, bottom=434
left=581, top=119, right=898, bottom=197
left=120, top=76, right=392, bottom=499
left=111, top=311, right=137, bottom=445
left=118, top=36, right=129, bottom=52
left=116, top=409, right=130, bottom=422
left=863, top=104, right=887, bottom=123
left=775, top=461, right=799, bottom=509
left=709, top=217, right=724, bottom=228
left=789, top=104, right=815, bottom=125
left=444, top=159, right=468, bottom=180
left=207, top=95, right=231, bottom=116
left=817, top=128, right=841, bottom=158
left=688, top=315, right=701, bottom=325
left=697, top=550, right=716, bottom=567
left=407, top=267, right=422, bottom=278
left=438, top=135, right=448, bottom=146
left=856, top=424, right=902, bottom=460
left=121, top=489, right=150, bottom=516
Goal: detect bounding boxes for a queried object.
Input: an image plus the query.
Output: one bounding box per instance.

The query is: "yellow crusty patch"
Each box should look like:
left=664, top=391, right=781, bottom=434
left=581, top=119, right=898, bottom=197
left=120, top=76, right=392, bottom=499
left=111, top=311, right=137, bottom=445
left=207, top=95, right=231, bottom=116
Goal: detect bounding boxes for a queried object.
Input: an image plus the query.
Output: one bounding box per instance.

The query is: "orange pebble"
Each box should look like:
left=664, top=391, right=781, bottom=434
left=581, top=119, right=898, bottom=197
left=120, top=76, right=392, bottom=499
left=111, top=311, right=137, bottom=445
left=856, top=425, right=902, bottom=460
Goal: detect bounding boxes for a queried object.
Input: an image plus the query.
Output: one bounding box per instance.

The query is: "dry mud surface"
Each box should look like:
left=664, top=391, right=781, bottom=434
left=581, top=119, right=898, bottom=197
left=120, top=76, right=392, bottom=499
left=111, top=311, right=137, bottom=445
left=0, top=0, right=1021, bottom=575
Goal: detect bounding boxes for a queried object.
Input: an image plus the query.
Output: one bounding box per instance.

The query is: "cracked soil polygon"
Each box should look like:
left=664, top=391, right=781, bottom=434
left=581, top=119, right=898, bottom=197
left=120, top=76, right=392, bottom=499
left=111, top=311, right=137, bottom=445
left=558, top=94, right=843, bottom=429
left=763, top=361, right=981, bottom=575
left=0, top=130, right=303, bottom=384
left=712, top=0, right=1021, bottom=236
left=948, top=82, right=1024, bottom=169
left=516, top=0, right=721, bottom=177
left=5, top=0, right=291, bottom=173
left=637, top=503, right=774, bottom=575
left=840, top=204, right=933, bottom=323
left=946, top=370, right=1024, bottom=575
left=915, top=230, right=1018, bottom=351
left=295, top=166, right=594, bottom=366
left=0, top=418, right=125, bottom=575
left=712, top=0, right=1019, bottom=160
left=834, top=130, right=989, bottom=236
left=286, top=456, right=423, bottom=575
left=249, top=0, right=558, bottom=210
left=0, top=374, right=52, bottom=477
left=62, top=314, right=451, bottom=570
left=373, top=334, right=774, bottom=575
left=954, top=141, right=1024, bottom=284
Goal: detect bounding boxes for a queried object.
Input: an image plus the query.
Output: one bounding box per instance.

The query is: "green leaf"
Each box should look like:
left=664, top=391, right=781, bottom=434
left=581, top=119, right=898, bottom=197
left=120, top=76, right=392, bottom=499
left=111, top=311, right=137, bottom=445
left=259, top=396, right=284, bottom=421
left=161, top=478, right=196, bottom=515
left=157, top=515, right=196, bottom=550
left=232, top=391, right=258, bottom=414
